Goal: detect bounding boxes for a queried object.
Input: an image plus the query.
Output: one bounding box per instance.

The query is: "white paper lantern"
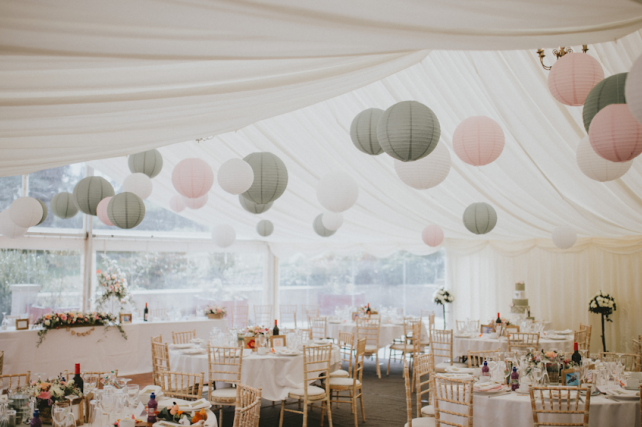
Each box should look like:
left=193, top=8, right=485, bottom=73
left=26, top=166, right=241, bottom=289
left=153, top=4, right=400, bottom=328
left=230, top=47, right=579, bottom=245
left=313, top=214, right=336, bottom=237
left=256, top=220, right=274, bottom=237
left=212, top=224, right=236, bottom=248
left=322, top=213, right=343, bottom=231
left=218, top=159, right=255, bottom=195
left=394, top=143, right=451, bottom=189
left=0, top=209, right=27, bottom=239
left=122, top=173, right=153, bottom=200
left=169, top=195, right=186, bottom=213
left=183, top=194, right=208, bottom=210
left=317, top=172, right=359, bottom=213
left=9, top=197, right=44, bottom=228
left=552, top=225, right=577, bottom=249
left=576, top=136, right=632, bottom=182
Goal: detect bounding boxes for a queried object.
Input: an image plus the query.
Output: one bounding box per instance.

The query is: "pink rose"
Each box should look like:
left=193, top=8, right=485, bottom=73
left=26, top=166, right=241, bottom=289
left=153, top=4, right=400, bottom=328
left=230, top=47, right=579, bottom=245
left=60, top=314, right=67, bottom=321
left=37, top=391, right=51, bottom=400
left=545, top=351, right=557, bottom=359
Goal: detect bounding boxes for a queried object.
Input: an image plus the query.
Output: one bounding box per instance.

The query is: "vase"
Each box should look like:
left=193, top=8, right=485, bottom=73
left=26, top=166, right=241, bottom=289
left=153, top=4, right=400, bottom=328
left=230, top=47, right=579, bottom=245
left=207, top=313, right=224, bottom=319
left=545, top=363, right=560, bottom=383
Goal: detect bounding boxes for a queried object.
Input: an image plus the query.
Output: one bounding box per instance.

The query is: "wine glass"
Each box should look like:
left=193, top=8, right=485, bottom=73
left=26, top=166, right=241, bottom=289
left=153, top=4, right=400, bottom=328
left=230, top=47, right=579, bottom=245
left=532, top=367, right=543, bottom=386
left=64, top=396, right=77, bottom=427
left=126, top=385, right=139, bottom=417
left=53, top=406, right=66, bottom=427
left=100, top=393, right=116, bottom=425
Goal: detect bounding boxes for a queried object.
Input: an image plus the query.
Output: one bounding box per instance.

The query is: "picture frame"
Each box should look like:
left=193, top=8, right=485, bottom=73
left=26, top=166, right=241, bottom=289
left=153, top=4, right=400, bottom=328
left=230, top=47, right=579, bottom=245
left=119, top=313, right=132, bottom=324
left=562, top=368, right=581, bottom=386
left=351, top=312, right=359, bottom=322
left=16, top=318, right=29, bottom=330
left=480, top=324, right=495, bottom=334
left=243, top=336, right=257, bottom=350
left=270, top=335, right=287, bottom=348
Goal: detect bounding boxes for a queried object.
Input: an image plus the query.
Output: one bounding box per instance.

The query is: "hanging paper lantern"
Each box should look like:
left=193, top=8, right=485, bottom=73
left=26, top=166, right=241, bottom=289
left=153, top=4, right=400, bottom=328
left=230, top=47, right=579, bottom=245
left=256, top=220, right=274, bottom=237
left=422, top=225, right=444, bottom=247
left=172, top=158, right=214, bottom=199
left=583, top=73, right=627, bottom=132
left=394, top=143, right=451, bottom=189
left=552, top=225, right=577, bottom=249
left=122, top=173, right=153, bottom=200
left=35, top=200, right=47, bottom=225
left=9, top=197, right=44, bottom=228
left=73, top=176, right=115, bottom=215
left=218, top=158, right=255, bottom=195
left=548, top=53, right=605, bottom=106
left=588, top=104, right=642, bottom=162
left=313, top=214, right=336, bottom=237
left=317, top=172, right=359, bottom=213
left=576, top=136, right=632, bottom=182
left=241, top=152, right=288, bottom=204
left=96, top=197, right=114, bottom=226
left=0, top=210, right=27, bottom=239
left=625, top=54, right=642, bottom=126
left=212, top=224, right=236, bottom=248
left=462, top=202, right=497, bottom=235
left=239, top=195, right=272, bottom=214
left=50, top=192, right=79, bottom=219
left=183, top=194, right=208, bottom=210
left=377, top=100, right=441, bottom=162
left=452, top=116, right=504, bottom=166
left=128, top=149, right=163, bottom=178
left=107, top=192, right=146, bottom=229
left=169, top=195, right=186, bottom=213
left=322, top=212, right=343, bottom=231
left=350, top=108, right=384, bottom=155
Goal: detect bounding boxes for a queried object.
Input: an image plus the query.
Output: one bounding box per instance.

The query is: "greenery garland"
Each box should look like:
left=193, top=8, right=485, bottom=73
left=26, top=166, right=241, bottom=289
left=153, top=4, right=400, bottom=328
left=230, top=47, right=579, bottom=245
left=34, top=311, right=127, bottom=347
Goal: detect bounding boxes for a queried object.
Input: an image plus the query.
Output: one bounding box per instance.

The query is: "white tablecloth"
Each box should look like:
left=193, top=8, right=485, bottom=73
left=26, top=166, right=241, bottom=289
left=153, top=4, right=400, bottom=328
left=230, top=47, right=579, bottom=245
left=453, top=336, right=574, bottom=358
left=326, top=322, right=406, bottom=347
left=439, top=392, right=639, bottom=427
left=0, top=318, right=227, bottom=378
left=170, top=346, right=341, bottom=401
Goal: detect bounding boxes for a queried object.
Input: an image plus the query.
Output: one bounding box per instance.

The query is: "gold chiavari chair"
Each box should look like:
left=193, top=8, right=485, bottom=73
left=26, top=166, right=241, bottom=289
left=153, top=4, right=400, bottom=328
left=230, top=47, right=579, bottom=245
left=403, top=361, right=435, bottom=427
left=420, top=310, right=436, bottom=331
left=502, top=325, right=520, bottom=336
left=157, top=370, right=204, bottom=400
left=310, top=317, right=328, bottom=340
left=507, top=332, right=540, bottom=353
left=278, top=344, right=333, bottom=427
left=329, top=338, right=366, bottom=427
left=433, top=375, right=474, bottom=427
left=253, top=305, right=273, bottom=326
left=152, top=336, right=170, bottom=386
left=149, top=308, right=168, bottom=319
left=207, top=345, right=244, bottom=424
left=455, top=320, right=467, bottom=331
left=574, top=330, right=590, bottom=352
left=579, top=323, right=592, bottom=352
left=415, top=353, right=435, bottom=418
left=304, top=306, right=321, bottom=329
left=330, top=331, right=354, bottom=379
left=356, top=317, right=382, bottom=379
left=1, top=372, right=31, bottom=391
left=467, top=348, right=501, bottom=368
left=633, top=339, right=641, bottom=361
left=0, top=350, right=3, bottom=375
left=430, top=329, right=467, bottom=373
left=529, top=386, right=591, bottom=427
left=388, top=319, right=420, bottom=375
left=233, top=384, right=262, bottom=427
left=233, top=305, right=249, bottom=329
left=280, top=304, right=298, bottom=330
left=599, top=352, right=641, bottom=372
left=172, top=329, right=196, bottom=345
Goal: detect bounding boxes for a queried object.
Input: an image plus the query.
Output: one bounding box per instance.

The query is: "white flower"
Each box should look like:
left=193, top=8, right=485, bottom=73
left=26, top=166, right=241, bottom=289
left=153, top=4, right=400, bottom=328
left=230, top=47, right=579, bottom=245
left=50, top=385, right=63, bottom=397
left=44, top=320, right=50, bottom=326
left=590, top=301, right=597, bottom=309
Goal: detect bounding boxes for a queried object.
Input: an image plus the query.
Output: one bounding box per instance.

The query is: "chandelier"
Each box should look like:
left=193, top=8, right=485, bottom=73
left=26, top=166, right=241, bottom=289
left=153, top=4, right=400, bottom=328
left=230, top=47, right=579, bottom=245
left=536, top=45, right=588, bottom=70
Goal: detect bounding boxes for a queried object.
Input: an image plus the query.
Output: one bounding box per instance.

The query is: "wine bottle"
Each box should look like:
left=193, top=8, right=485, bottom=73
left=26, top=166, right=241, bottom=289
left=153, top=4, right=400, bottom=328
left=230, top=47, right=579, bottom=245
left=496, top=313, right=502, bottom=324
left=366, top=303, right=371, bottom=314
left=73, top=363, right=84, bottom=393
left=571, top=342, right=582, bottom=365
left=273, top=319, right=279, bottom=336
left=144, top=303, right=149, bottom=322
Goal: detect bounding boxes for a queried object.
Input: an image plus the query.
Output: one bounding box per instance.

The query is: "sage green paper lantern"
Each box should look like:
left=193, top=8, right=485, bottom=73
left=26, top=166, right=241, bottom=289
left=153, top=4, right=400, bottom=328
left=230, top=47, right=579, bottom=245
left=583, top=73, right=628, bottom=132
left=107, top=192, right=146, bottom=229
left=463, top=202, right=497, bottom=235
left=73, top=176, right=115, bottom=216
left=239, top=195, right=273, bottom=214
left=256, top=220, right=274, bottom=237
left=241, top=152, right=288, bottom=205
left=350, top=108, right=384, bottom=155
left=128, top=149, right=163, bottom=178
left=313, top=214, right=336, bottom=237
left=51, top=192, right=79, bottom=219
left=377, top=100, right=441, bottom=162
left=36, top=199, right=47, bottom=225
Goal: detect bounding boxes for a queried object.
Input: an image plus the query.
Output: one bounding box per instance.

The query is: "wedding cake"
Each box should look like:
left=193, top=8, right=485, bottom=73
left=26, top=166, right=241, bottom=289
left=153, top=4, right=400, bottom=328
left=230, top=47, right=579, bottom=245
left=511, top=281, right=529, bottom=315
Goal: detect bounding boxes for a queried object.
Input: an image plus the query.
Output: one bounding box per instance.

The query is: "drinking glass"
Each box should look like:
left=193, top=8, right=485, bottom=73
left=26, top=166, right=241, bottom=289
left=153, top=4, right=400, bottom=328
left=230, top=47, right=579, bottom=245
left=126, top=385, right=139, bottom=417
left=53, top=407, right=66, bottom=427
left=532, top=367, right=543, bottom=386
left=100, top=393, right=117, bottom=425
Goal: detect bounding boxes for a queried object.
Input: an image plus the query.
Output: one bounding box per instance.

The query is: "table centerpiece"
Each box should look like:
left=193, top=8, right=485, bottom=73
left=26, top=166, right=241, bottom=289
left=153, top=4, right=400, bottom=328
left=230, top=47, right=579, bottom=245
left=95, top=256, right=134, bottom=316
left=433, top=287, right=454, bottom=329
left=524, top=349, right=578, bottom=383
left=34, top=311, right=127, bottom=347
left=206, top=306, right=227, bottom=319
left=588, top=290, right=617, bottom=352
left=22, top=377, right=83, bottom=424
left=242, top=325, right=271, bottom=350
left=358, top=305, right=378, bottom=316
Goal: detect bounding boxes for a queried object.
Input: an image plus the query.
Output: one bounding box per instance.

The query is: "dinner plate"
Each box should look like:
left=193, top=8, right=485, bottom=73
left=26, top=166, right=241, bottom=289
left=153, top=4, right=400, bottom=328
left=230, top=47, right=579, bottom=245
left=171, top=344, right=193, bottom=349
left=445, top=366, right=474, bottom=374
left=545, top=335, right=568, bottom=340
left=473, top=383, right=508, bottom=394
left=158, top=398, right=211, bottom=412
left=453, top=334, right=472, bottom=338
left=182, top=348, right=206, bottom=355
left=275, top=350, right=302, bottom=356
left=604, top=389, right=640, bottom=400
left=328, top=321, right=342, bottom=324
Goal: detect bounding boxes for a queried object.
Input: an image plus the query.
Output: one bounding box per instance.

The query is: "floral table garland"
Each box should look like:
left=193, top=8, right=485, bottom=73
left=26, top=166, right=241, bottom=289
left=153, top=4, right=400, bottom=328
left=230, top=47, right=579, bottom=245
left=34, top=311, right=127, bottom=347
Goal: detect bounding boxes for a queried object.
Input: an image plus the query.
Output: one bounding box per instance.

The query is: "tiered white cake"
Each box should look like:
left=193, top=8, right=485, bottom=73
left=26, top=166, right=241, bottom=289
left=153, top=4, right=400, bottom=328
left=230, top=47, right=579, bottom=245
left=511, top=281, right=529, bottom=314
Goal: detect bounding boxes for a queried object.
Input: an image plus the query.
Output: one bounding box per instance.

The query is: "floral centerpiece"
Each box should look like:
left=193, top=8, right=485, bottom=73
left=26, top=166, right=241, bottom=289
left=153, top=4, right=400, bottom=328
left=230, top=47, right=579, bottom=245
left=589, top=290, right=617, bottom=352
left=206, top=306, right=227, bottom=319
left=34, top=311, right=127, bottom=347
left=433, top=287, right=454, bottom=329
left=241, top=325, right=271, bottom=351
left=22, top=378, right=83, bottom=423
left=358, top=305, right=378, bottom=316
left=95, top=256, right=133, bottom=315
left=524, top=349, right=577, bottom=383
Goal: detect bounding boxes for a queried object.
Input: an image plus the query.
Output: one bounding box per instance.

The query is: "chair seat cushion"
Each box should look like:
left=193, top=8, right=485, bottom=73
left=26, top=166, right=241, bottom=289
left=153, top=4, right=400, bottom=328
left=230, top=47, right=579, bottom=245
left=328, top=378, right=361, bottom=387
left=390, top=343, right=409, bottom=351
left=421, top=405, right=435, bottom=416
left=435, top=361, right=468, bottom=372
left=404, top=417, right=436, bottom=427
left=365, top=344, right=378, bottom=352
left=288, top=386, right=326, bottom=399
left=329, top=369, right=350, bottom=378
left=209, top=387, right=237, bottom=402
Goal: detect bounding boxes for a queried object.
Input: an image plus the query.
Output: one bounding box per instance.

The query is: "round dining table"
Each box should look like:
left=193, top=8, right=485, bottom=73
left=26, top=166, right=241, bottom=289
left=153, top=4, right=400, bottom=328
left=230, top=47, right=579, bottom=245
left=325, top=321, right=412, bottom=348
left=453, top=334, right=574, bottom=358
left=169, top=345, right=342, bottom=401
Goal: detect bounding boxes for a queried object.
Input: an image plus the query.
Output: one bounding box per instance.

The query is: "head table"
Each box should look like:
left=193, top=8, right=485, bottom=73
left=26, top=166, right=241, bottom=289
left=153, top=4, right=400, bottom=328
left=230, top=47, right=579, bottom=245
left=453, top=333, right=574, bottom=359
left=325, top=321, right=427, bottom=348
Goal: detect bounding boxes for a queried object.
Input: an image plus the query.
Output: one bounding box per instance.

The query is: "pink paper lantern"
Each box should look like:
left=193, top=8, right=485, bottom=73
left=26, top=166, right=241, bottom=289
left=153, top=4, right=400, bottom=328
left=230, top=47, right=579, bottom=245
left=172, top=158, right=214, bottom=199
left=183, top=194, right=208, bottom=209
left=169, top=194, right=186, bottom=213
left=97, top=197, right=113, bottom=226
left=548, top=53, right=604, bottom=106
left=589, top=104, right=642, bottom=162
left=452, top=116, right=505, bottom=166
left=422, top=225, right=444, bottom=247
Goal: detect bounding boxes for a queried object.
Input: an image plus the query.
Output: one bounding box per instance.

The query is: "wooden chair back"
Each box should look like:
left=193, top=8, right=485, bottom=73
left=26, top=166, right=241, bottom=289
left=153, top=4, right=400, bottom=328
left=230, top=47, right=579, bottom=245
left=430, top=329, right=454, bottom=365
left=0, top=350, right=3, bottom=375
left=456, top=320, right=479, bottom=331
left=414, top=353, right=434, bottom=419
left=152, top=338, right=170, bottom=386
left=310, top=317, right=327, bottom=340
left=507, top=332, right=540, bottom=352
left=421, top=310, right=435, bottom=331
left=599, top=352, right=641, bottom=372
left=579, top=323, right=592, bottom=351
left=253, top=305, right=273, bottom=326
left=304, top=306, right=320, bottom=328
left=433, top=374, right=475, bottom=427
left=574, top=330, right=590, bottom=352
left=157, top=370, right=204, bottom=400
left=502, top=325, right=520, bottom=336
left=207, top=345, right=244, bottom=388
left=280, top=304, right=297, bottom=329
left=172, top=329, right=196, bottom=345
left=338, top=331, right=354, bottom=376
left=633, top=339, right=641, bottom=359
left=356, top=317, right=380, bottom=355
left=302, top=344, right=332, bottom=400
left=353, top=338, right=367, bottom=384
left=232, top=305, right=249, bottom=329
left=529, top=386, right=591, bottom=427
left=234, top=384, right=262, bottom=427
left=149, top=308, right=168, bottom=319
left=467, top=348, right=501, bottom=368
left=403, top=361, right=415, bottom=427
left=1, top=372, right=30, bottom=390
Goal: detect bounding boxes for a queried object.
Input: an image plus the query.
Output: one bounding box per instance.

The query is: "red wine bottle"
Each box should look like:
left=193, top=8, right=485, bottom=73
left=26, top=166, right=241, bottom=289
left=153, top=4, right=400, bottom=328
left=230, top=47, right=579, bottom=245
left=496, top=313, right=501, bottom=324
left=73, top=363, right=83, bottom=393
left=144, top=303, right=149, bottom=322
left=273, top=320, right=279, bottom=336
left=366, top=303, right=371, bottom=314
left=571, top=342, right=582, bottom=365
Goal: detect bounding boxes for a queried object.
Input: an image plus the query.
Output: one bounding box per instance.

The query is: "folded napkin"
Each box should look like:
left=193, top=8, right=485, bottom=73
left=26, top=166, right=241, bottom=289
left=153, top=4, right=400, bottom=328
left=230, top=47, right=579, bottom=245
left=473, top=382, right=505, bottom=392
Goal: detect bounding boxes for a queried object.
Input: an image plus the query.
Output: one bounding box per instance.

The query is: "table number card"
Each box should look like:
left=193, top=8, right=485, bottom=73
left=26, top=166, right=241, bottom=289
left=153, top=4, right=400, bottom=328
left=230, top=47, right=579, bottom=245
left=270, top=335, right=286, bottom=347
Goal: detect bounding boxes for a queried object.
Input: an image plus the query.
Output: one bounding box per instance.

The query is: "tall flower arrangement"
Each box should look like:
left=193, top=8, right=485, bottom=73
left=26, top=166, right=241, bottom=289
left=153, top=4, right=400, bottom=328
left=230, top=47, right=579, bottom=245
left=588, top=290, right=617, bottom=352
left=433, top=287, right=454, bottom=329
left=95, top=256, right=133, bottom=314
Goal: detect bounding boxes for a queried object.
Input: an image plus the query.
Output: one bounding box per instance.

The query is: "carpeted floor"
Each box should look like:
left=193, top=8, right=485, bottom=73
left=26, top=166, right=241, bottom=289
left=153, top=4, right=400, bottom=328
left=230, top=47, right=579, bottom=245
left=129, top=358, right=415, bottom=427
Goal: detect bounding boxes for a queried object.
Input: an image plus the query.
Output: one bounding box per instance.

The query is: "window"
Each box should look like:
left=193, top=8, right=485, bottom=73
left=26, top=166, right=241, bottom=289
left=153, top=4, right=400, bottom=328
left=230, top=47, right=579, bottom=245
left=0, top=175, right=22, bottom=212
left=29, top=164, right=85, bottom=229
